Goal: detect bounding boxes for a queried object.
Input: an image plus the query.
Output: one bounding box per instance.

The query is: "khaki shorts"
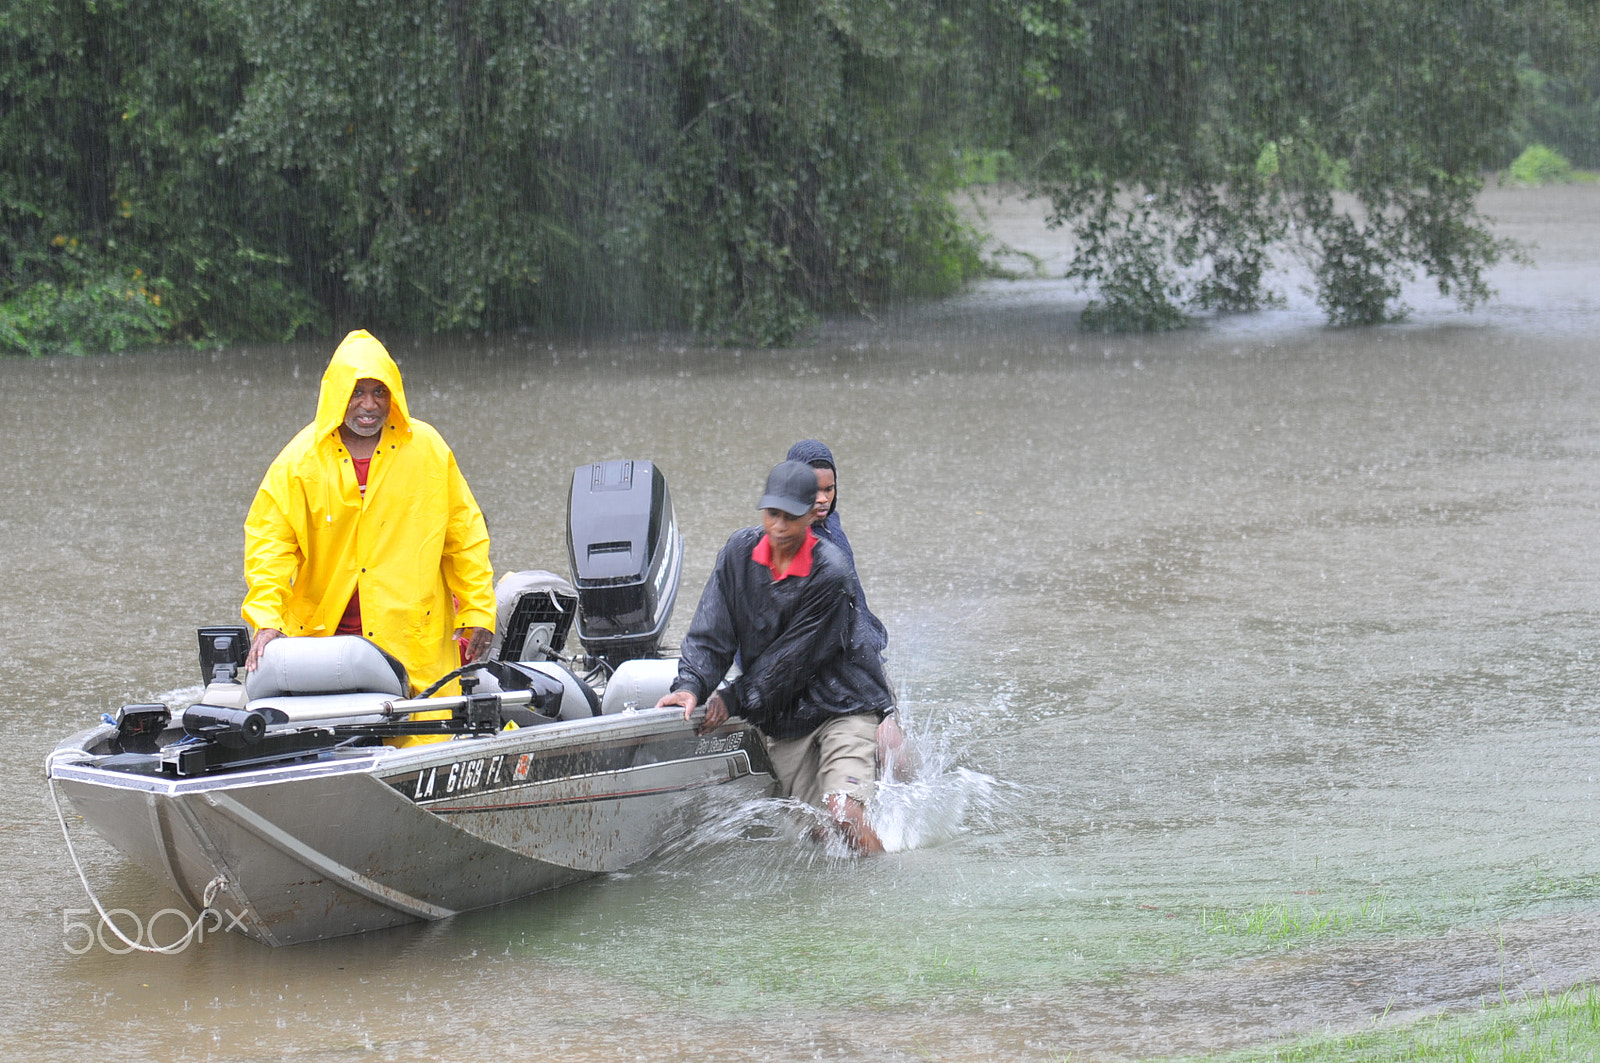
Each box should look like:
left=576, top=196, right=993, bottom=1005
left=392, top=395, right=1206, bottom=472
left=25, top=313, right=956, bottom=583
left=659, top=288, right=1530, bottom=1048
left=763, top=713, right=879, bottom=808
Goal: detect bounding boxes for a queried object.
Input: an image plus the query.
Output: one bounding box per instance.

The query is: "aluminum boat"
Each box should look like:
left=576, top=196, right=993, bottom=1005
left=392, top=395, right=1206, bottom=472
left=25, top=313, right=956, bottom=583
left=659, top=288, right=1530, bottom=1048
left=47, top=459, right=778, bottom=946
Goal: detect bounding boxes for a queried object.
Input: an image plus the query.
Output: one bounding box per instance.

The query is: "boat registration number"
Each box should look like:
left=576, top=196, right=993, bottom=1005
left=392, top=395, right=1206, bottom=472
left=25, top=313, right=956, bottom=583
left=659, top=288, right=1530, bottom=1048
left=402, top=754, right=511, bottom=801
left=392, top=730, right=743, bottom=804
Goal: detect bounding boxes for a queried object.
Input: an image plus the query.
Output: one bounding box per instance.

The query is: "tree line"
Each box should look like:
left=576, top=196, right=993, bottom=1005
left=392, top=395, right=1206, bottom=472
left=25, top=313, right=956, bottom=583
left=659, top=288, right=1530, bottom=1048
left=1, top=0, right=1593, bottom=354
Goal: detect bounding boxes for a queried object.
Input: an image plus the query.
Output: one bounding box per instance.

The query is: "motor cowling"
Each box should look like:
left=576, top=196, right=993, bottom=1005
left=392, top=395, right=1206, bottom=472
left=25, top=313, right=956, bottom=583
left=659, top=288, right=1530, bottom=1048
left=566, top=460, right=682, bottom=667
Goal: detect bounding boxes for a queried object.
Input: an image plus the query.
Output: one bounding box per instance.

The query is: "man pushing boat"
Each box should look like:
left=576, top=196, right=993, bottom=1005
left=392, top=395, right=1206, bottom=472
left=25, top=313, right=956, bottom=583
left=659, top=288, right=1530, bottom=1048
left=657, top=460, right=895, bottom=853
left=240, top=330, right=496, bottom=739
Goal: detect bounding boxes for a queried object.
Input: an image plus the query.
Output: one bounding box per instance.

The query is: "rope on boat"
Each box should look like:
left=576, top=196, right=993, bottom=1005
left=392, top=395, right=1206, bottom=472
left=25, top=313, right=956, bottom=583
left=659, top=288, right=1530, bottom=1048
left=47, top=754, right=230, bottom=955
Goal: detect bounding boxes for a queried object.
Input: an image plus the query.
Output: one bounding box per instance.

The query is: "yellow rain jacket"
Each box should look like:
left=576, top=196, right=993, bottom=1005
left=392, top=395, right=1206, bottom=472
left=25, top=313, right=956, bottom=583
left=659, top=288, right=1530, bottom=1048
left=242, top=330, right=496, bottom=706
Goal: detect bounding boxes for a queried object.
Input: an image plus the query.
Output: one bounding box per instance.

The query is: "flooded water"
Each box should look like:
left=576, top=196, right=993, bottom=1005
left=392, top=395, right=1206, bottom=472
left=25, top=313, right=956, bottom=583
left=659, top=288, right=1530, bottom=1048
left=4, top=185, right=1600, bottom=1061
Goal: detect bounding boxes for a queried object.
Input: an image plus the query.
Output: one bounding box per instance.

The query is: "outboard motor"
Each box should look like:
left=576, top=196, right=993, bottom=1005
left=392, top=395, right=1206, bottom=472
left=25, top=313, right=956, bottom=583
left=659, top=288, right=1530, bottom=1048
left=566, top=460, right=682, bottom=668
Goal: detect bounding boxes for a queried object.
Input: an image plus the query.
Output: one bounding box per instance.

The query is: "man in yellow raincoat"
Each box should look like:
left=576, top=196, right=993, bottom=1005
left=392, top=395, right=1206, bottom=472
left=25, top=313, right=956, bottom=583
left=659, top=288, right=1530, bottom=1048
left=241, top=330, right=496, bottom=714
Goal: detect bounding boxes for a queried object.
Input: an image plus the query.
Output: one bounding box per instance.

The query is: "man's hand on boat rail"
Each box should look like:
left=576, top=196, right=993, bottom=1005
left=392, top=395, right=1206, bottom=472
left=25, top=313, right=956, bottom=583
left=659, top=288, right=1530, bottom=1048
left=656, top=689, right=728, bottom=734
left=245, top=628, right=282, bottom=672
left=456, top=626, right=493, bottom=663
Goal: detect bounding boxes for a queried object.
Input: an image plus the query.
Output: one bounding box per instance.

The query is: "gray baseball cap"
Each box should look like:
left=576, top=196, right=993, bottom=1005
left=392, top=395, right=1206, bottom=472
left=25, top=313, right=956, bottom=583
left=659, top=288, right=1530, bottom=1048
left=758, top=461, right=818, bottom=518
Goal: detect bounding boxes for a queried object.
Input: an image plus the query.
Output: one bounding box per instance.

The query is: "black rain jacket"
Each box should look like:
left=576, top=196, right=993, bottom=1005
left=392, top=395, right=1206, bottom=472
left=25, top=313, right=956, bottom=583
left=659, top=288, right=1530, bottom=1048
left=671, top=527, right=894, bottom=740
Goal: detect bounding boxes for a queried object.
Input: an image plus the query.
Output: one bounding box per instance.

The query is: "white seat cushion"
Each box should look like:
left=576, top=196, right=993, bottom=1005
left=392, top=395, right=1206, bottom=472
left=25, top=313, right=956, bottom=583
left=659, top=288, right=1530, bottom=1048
left=599, top=658, right=680, bottom=715
left=244, top=636, right=408, bottom=699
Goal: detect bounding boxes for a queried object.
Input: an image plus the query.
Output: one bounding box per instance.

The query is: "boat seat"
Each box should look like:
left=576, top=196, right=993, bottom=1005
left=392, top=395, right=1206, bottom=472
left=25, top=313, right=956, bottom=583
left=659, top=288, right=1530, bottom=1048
left=492, top=569, right=578, bottom=662
left=246, top=635, right=408, bottom=698
left=599, top=657, right=680, bottom=715
left=241, top=636, right=410, bottom=727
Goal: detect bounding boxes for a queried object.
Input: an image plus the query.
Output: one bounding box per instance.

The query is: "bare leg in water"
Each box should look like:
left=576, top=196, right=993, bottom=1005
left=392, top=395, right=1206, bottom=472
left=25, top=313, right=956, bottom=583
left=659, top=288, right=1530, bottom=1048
left=877, top=715, right=917, bottom=783
left=825, top=792, right=884, bottom=854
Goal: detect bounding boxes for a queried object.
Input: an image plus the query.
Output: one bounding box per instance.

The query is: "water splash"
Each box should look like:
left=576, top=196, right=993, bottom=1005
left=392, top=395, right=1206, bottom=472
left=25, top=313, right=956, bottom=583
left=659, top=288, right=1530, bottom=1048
left=871, top=704, right=1012, bottom=853
left=665, top=704, right=1013, bottom=862
left=160, top=674, right=1008, bottom=859
left=666, top=793, right=839, bottom=858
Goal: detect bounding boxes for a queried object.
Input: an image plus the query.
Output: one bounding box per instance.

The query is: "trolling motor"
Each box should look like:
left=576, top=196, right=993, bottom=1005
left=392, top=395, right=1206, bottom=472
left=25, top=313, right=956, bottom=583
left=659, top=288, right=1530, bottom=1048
left=183, top=705, right=268, bottom=746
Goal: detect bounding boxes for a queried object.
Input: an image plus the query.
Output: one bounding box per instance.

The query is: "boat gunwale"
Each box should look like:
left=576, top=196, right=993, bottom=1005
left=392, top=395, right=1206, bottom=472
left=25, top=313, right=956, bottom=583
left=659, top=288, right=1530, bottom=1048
left=47, top=705, right=724, bottom=796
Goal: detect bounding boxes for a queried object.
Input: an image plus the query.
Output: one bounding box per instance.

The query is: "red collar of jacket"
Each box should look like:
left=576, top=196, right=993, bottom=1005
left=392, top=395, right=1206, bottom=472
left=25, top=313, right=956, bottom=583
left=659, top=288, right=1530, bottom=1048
left=752, top=527, right=817, bottom=580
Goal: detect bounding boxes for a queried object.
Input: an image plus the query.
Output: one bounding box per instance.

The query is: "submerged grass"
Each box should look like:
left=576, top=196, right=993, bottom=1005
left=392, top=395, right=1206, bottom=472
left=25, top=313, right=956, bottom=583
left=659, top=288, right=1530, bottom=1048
left=1503, top=867, right=1600, bottom=906
left=1185, top=981, right=1600, bottom=1063
left=1198, top=895, right=1402, bottom=945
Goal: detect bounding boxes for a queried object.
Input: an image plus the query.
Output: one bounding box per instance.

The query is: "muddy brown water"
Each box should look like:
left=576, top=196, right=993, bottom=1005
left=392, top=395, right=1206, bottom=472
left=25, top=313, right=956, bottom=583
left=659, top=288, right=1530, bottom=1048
left=3, top=185, right=1600, bottom=1061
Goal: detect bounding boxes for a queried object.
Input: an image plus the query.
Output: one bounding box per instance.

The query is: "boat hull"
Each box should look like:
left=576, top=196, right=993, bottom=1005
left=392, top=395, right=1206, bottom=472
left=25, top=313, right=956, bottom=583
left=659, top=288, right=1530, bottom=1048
left=51, top=709, right=775, bottom=945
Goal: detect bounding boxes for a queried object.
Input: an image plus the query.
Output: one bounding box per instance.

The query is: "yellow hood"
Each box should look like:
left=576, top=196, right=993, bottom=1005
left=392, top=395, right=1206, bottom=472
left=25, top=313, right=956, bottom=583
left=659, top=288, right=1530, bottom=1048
left=313, top=330, right=412, bottom=443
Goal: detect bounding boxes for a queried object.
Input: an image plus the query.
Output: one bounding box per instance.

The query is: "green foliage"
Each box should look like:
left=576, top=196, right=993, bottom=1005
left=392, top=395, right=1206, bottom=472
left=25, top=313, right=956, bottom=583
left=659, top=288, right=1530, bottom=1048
left=638, top=0, right=984, bottom=344
left=1212, top=982, right=1600, bottom=1063
left=1515, top=66, right=1600, bottom=170
left=0, top=264, right=174, bottom=356
left=1183, top=190, right=1286, bottom=314
left=1508, top=144, right=1577, bottom=184
left=1302, top=205, right=1408, bottom=327
left=1068, top=199, right=1188, bottom=332
left=0, top=0, right=1573, bottom=348
left=994, top=0, right=1519, bottom=330
left=1507, top=2, right=1600, bottom=170
left=0, top=0, right=326, bottom=350
left=953, top=150, right=1017, bottom=187
left=1, top=0, right=983, bottom=352
left=1058, top=182, right=1288, bottom=330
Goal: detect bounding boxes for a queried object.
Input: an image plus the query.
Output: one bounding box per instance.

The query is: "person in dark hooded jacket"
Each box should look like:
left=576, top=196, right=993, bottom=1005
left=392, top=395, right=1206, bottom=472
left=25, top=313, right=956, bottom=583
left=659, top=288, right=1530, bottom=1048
left=785, top=439, right=911, bottom=780
left=658, top=461, right=893, bottom=853
left=785, top=439, right=888, bottom=653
